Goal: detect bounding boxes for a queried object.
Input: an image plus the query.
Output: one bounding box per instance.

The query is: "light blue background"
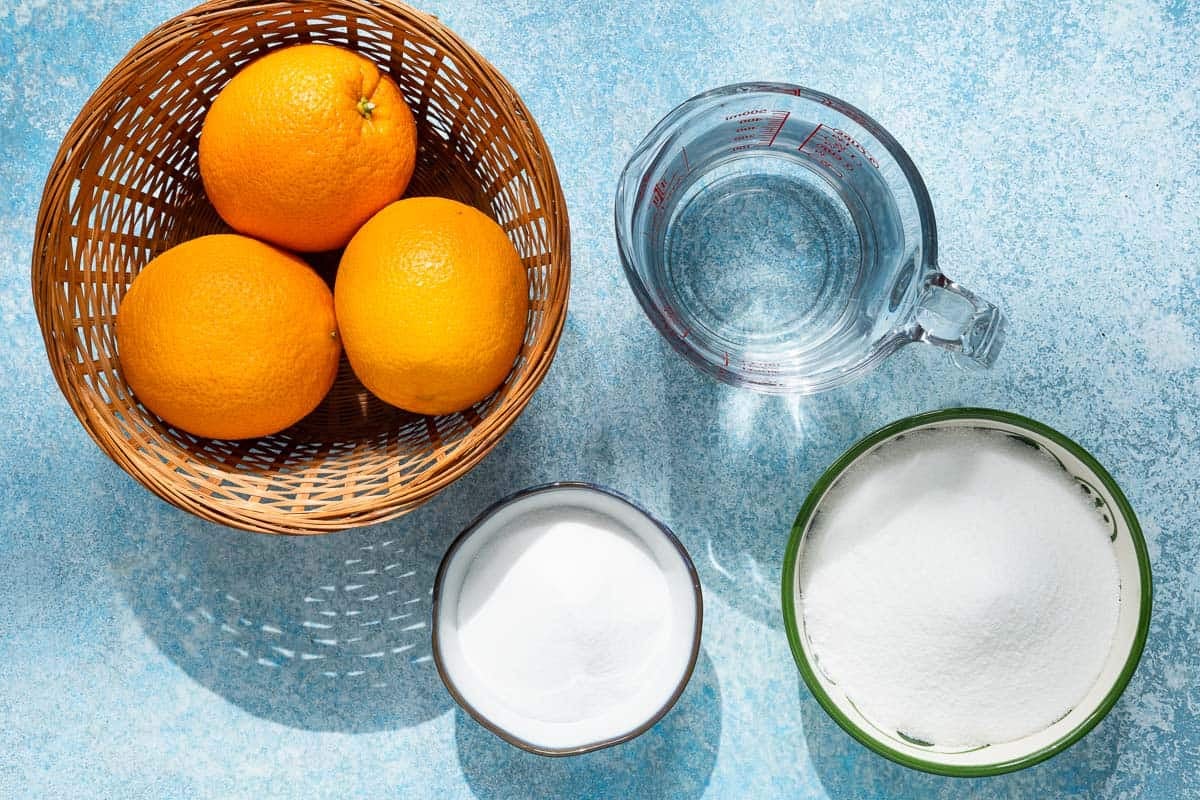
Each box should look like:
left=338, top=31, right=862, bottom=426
left=2, top=1, right=1198, bottom=797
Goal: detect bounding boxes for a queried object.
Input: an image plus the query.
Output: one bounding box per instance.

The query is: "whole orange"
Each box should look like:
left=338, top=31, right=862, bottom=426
left=335, top=197, right=529, bottom=415
left=116, top=234, right=341, bottom=439
left=198, top=43, right=417, bottom=252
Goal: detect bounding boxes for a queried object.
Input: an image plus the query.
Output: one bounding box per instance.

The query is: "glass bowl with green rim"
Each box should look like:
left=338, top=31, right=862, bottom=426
left=781, top=407, right=1152, bottom=777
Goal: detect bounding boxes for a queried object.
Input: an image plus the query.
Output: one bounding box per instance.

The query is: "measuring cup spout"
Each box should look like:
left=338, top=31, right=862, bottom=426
left=912, top=272, right=1006, bottom=367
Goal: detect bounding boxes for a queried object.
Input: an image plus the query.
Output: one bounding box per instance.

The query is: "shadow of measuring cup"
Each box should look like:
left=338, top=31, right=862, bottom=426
left=658, top=336, right=865, bottom=630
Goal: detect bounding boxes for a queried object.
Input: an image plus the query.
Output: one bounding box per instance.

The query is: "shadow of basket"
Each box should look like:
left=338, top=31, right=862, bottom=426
left=104, top=412, right=547, bottom=732
left=110, top=507, right=455, bottom=732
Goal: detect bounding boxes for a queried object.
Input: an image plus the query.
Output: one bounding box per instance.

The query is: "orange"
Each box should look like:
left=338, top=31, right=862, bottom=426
left=198, top=43, right=417, bottom=252
left=334, top=197, right=529, bottom=415
left=116, top=234, right=340, bottom=439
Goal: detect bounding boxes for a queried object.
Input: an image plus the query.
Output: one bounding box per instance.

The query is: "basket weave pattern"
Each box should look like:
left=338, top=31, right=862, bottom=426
left=32, top=0, right=570, bottom=534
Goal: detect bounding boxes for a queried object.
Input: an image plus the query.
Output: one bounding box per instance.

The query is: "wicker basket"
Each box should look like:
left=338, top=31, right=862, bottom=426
left=32, top=0, right=570, bottom=534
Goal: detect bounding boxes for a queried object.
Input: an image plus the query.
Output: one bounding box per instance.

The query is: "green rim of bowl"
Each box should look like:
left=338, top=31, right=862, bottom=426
left=780, top=407, right=1153, bottom=777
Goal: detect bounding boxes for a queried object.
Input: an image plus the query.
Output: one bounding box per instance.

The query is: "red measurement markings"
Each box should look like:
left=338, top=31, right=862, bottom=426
left=650, top=169, right=687, bottom=210
left=731, top=109, right=792, bottom=152
left=645, top=147, right=694, bottom=240
left=765, top=110, right=790, bottom=147
left=725, top=108, right=768, bottom=120
left=797, top=122, right=823, bottom=152
left=798, top=124, right=880, bottom=177
left=651, top=179, right=669, bottom=208
left=648, top=146, right=694, bottom=213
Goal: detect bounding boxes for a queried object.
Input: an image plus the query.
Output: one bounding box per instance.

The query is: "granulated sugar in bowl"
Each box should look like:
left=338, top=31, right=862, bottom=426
left=783, top=409, right=1152, bottom=776
left=802, top=428, right=1119, bottom=746
left=433, top=483, right=702, bottom=755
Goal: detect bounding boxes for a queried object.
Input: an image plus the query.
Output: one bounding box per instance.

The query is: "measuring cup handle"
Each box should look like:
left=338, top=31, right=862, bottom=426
left=913, top=272, right=1006, bottom=367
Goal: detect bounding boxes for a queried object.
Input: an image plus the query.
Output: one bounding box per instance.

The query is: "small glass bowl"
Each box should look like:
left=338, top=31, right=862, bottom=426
left=781, top=408, right=1152, bottom=776
left=432, top=482, right=703, bottom=756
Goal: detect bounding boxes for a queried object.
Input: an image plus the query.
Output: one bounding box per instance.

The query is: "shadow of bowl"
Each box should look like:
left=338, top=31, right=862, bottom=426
left=455, top=648, right=722, bottom=800
left=797, top=676, right=1125, bottom=798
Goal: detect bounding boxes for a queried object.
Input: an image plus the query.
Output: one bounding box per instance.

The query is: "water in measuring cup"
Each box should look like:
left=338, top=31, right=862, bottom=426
left=654, top=125, right=902, bottom=362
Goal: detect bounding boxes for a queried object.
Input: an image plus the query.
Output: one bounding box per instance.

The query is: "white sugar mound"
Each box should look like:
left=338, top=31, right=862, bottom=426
left=456, top=507, right=671, bottom=725
left=800, top=428, right=1120, bottom=748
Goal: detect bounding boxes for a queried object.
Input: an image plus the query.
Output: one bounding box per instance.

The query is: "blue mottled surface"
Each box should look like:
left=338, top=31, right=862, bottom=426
left=2, top=1, right=1198, bottom=797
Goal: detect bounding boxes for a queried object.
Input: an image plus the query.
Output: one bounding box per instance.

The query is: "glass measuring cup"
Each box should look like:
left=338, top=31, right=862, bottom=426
left=615, top=83, right=1005, bottom=393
